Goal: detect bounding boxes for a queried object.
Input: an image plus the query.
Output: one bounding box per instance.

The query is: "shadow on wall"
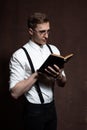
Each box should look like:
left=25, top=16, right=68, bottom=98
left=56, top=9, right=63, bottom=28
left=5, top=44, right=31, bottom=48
left=0, top=57, right=25, bottom=130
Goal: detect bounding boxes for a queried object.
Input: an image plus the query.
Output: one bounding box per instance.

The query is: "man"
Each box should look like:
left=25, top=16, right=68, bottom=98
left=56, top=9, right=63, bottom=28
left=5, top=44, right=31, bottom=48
left=9, top=12, right=66, bottom=130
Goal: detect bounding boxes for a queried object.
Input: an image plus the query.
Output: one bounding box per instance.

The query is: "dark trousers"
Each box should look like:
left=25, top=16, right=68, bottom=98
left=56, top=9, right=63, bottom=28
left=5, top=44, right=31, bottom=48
left=23, top=100, right=57, bottom=130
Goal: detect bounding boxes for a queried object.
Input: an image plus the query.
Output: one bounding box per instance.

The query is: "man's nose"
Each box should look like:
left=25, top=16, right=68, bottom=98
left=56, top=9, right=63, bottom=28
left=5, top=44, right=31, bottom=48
left=44, top=32, right=49, bottom=38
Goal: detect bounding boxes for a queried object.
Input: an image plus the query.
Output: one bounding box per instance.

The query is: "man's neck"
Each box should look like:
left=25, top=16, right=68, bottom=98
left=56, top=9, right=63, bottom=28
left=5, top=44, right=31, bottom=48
left=30, top=39, right=45, bottom=47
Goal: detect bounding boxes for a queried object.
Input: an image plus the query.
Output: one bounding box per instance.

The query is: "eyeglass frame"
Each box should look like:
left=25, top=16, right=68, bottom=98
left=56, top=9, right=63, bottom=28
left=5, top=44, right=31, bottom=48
left=33, top=29, right=51, bottom=35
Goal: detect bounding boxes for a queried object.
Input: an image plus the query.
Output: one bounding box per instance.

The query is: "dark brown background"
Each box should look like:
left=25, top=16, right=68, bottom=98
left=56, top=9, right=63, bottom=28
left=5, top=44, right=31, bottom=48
left=0, top=0, right=87, bottom=130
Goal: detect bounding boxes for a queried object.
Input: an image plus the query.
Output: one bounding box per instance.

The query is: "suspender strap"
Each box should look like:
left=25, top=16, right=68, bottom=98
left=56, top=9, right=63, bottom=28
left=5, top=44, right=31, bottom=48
left=21, top=47, right=44, bottom=104
left=46, top=44, right=53, bottom=54
left=22, top=47, right=35, bottom=73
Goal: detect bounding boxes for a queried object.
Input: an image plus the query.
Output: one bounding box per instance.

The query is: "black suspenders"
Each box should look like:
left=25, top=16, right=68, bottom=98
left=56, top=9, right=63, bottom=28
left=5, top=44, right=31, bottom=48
left=22, top=44, right=53, bottom=104
left=46, top=44, right=53, bottom=54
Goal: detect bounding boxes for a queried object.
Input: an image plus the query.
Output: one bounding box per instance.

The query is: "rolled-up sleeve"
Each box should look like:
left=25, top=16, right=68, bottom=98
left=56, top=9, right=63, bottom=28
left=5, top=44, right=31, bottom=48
left=9, top=50, right=26, bottom=90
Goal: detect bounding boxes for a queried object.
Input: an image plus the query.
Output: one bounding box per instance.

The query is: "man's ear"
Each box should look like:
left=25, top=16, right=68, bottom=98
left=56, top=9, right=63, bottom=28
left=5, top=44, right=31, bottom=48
left=28, top=28, right=33, bottom=35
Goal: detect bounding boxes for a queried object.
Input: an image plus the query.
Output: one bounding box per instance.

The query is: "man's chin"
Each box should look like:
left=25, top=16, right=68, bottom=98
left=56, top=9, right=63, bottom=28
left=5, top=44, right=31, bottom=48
left=39, top=41, right=46, bottom=45
left=35, top=40, right=47, bottom=46
left=42, top=40, right=47, bottom=44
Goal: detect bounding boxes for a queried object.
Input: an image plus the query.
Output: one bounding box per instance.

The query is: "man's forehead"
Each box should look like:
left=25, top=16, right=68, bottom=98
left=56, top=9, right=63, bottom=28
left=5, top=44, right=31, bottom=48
left=36, top=22, right=50, bottom=30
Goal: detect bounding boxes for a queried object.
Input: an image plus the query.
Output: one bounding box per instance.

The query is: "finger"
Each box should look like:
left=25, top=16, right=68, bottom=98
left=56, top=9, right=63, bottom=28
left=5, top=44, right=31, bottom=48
left=47, top=66, right=58, bottom=75
left=54, top=65, right=62, bottom=74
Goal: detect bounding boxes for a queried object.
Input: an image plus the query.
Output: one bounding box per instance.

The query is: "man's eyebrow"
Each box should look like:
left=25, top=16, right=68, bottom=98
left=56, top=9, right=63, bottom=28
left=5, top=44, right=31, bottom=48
left=39, top=29, right=50, bottom=33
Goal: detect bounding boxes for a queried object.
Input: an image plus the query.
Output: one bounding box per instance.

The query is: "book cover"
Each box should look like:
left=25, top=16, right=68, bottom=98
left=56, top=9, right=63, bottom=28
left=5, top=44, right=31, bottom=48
left=38, top=53, right=73, bottom=73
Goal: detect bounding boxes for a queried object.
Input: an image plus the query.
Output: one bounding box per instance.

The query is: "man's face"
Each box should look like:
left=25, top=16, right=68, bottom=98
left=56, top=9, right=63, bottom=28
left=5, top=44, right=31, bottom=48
left=30, top=22, right=50, bottom=45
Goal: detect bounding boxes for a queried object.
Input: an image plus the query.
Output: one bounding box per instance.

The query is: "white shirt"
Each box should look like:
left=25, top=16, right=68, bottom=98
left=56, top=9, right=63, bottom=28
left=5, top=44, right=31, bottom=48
left=9, top=40, right=64, bottom=104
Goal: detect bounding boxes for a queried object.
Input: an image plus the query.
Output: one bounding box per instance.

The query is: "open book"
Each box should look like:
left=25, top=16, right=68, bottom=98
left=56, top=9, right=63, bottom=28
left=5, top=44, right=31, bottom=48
left=38, top=53, right=74, bottom=73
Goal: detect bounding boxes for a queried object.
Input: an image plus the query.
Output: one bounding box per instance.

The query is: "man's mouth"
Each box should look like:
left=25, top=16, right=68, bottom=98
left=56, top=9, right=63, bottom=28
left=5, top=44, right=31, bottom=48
left=42, top=38, right=47, bottom=43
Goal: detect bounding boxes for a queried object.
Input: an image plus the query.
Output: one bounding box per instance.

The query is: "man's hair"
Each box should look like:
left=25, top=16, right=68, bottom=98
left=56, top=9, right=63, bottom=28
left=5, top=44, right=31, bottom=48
left=27, top=12, right=50, bottom=29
